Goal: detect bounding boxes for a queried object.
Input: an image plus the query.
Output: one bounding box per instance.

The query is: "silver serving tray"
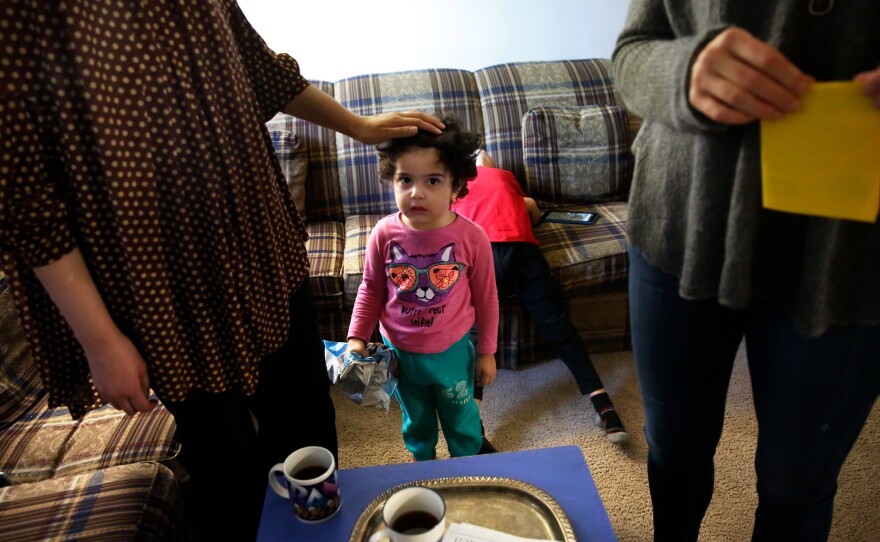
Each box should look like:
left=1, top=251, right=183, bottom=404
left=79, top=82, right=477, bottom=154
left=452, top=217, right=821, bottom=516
left=350, top=476, right=576, bottom=541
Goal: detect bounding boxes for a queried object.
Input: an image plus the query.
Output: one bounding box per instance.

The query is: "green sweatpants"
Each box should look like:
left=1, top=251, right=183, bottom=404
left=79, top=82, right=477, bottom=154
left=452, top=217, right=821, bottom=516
left=384, top=333, right=482, bottom=461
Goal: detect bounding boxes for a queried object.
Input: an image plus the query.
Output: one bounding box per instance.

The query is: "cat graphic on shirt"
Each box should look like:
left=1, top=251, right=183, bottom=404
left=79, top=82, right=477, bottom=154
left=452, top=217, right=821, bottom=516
left=387, top=242, right=463, bottom=306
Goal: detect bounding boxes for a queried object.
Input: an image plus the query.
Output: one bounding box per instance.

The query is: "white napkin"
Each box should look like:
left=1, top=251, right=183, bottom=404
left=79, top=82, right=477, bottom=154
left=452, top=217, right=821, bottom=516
left=442, top=522, right=557, bottom=542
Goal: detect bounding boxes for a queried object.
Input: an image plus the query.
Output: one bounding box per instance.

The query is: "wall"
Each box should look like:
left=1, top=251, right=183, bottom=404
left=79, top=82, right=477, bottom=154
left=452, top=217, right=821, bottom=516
left=238, top=0, right=631, bottom=82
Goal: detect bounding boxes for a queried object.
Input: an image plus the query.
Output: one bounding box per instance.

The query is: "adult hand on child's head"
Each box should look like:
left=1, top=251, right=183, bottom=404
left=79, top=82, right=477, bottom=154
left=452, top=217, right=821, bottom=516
left=854, top=66, right=880, bottom=107
left=475, top=354, right=497, bottom=387
left=355, top=111, right=445, bottom=144
left=689, top=27, right=813, bottom=124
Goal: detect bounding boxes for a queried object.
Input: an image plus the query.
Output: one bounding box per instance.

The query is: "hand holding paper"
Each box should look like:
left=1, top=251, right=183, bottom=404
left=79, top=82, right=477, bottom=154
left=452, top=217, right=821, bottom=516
left=760, top=81, right=880, bottom=222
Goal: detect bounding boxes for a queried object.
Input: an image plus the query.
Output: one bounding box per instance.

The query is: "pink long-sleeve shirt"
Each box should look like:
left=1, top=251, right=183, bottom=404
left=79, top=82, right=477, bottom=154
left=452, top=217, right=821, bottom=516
left=348, top=213, right=499, bottom=355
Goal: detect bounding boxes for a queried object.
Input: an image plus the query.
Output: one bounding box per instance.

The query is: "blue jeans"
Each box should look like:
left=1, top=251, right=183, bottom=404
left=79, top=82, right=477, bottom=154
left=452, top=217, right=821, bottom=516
left=629, top=248, right=880, bottom=542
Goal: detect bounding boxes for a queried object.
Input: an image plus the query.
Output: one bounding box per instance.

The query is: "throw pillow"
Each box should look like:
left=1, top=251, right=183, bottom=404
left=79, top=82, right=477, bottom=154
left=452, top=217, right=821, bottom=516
left=522, top=105, right=633, bottom=204
left=270, top=130, right=308, bottom=222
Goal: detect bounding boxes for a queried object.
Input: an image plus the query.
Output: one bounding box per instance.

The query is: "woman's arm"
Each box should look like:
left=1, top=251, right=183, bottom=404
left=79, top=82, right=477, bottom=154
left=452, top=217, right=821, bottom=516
left=284, top=85, right=444, bottom=144
left=33, top=249, right=156, bottom=415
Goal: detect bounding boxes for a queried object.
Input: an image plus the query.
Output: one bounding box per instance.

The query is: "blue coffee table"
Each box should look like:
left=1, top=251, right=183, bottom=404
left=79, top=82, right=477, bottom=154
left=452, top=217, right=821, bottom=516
left=258, top=445, right=617, bottom=541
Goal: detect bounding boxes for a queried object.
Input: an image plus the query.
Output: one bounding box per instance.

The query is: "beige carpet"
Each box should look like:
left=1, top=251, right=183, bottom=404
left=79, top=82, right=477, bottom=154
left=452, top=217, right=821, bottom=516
left=333, top=344, right=880, bottom=541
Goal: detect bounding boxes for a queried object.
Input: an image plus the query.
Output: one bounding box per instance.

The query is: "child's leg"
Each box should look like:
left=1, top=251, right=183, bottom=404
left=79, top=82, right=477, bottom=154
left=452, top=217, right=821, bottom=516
left=385, top=339, right=440, bottom=461
left=431, top=334, right=482, bottom=457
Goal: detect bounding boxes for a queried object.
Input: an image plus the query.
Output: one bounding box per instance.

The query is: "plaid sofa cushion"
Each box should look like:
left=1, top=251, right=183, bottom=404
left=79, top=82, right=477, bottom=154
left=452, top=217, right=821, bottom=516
left=305, top=221, right=345, bottom=298
left=522, top=106, right=633, bottom=205
left=496, top=289, right=631, bottom=370
left=266, top=80, right=343, bottom=223
left=269, top=130, right=308, bottom=222
left=0, top=274, right=45, bottom=430
left=334, top=69, right=484, bottom=218
left=0, top=461, right=179, bottom=542
left=535, top=201, right=629, bottom=296
left=0, top=397, right=179, bottom=485
left=475, top=60, right=616, bottom=184
left=342, top=215, right=385, bottom=309
left=55, top=402, right=179, bottom=479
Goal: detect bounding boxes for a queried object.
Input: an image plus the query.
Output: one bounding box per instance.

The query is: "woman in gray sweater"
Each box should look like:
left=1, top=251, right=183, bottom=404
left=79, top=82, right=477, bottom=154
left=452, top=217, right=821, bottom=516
left=613, top=2, right=879, bottom=541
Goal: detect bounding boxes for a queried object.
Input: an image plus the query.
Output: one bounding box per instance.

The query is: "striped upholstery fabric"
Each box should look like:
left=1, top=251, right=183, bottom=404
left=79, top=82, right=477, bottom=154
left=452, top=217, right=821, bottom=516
left=0, top=275, right=45, bottom=430
left=0, top=396, right=66, bottom=484
left=269, top=130, right=308, bottom=222
left=522, top=106, right=633, bottom=205
left=266, top=80, right=343, bottom=223
left=0, top=462, right=179, bottom=542
left=304, top=221, right=345, bottom=297
left=0, top=396, right=179, bottom=485
left=303, top=220, right=349, bottom=340
left=475, top=60, right=617, bottom=183
left=55, top=402, right=179, bottom=479
left=334, top=69, right=484, bottom=218
left=343, top=215, right=385, bottom=309
left=535, top=201, right=629, bottom=296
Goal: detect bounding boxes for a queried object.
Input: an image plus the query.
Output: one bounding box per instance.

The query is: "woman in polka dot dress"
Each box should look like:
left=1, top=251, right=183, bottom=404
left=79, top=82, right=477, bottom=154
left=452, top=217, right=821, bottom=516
left=0, top=2, right=442, bottom=540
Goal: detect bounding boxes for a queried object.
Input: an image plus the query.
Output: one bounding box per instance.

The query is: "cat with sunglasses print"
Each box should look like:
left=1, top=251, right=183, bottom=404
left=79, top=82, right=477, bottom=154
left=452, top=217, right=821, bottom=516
left=386, top=242, right=463, bottom=305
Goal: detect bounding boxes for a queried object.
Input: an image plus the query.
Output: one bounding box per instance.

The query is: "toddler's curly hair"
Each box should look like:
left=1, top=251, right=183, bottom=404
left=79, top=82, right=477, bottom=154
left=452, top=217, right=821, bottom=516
left=376, top=114, right=482, bottom=199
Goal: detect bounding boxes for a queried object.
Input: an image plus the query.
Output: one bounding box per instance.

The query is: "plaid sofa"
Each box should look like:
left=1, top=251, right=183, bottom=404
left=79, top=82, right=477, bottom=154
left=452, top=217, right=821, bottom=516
left=268, top=59, right=636, bottom=370
left=0, top=274, right=182, bottom=541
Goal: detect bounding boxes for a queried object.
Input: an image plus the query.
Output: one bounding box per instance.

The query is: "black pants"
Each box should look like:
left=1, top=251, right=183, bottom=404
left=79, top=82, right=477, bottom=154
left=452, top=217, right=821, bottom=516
left=475, top=242, right=605, bottom=402
left=162, top=284, right=338, bottom=541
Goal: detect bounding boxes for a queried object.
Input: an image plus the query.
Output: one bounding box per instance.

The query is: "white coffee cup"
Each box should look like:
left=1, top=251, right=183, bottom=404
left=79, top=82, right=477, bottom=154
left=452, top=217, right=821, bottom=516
left=268, top=446, right=341, bottom=523
left=368, top=486, right=446, bottom=542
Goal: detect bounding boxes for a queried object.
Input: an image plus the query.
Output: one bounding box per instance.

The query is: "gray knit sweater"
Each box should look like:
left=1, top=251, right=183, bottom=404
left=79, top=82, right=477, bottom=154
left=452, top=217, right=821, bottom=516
left=612, top=0, right=880, bottom=336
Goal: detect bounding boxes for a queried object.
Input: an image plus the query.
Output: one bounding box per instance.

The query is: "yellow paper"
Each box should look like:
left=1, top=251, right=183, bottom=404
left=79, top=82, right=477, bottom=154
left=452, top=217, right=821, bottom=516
left=760, top=81, right=880, bottom=223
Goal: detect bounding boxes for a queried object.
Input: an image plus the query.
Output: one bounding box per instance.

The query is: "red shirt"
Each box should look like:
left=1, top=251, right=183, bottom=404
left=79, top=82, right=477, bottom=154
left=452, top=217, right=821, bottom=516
left=452, top=166, right=540, bottom=246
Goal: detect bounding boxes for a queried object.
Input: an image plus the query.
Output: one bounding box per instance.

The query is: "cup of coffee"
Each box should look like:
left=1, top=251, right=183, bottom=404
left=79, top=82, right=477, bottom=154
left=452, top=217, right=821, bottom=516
left=268, top=446, right=341, bottom=523
left=368, top=486, right=446, bottom=542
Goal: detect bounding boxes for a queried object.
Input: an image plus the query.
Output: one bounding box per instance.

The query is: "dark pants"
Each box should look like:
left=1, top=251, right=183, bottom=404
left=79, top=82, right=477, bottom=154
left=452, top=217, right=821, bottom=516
left=475, top=242, right=604, bottom=403
left=629, top=248, right=880, bottom=542
left=161, top=284, right=338, bottom=542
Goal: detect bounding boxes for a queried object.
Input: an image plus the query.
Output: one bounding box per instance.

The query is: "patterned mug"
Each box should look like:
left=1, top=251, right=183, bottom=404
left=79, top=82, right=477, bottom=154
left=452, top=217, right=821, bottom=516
left=268, top=446, right=341, bottom=523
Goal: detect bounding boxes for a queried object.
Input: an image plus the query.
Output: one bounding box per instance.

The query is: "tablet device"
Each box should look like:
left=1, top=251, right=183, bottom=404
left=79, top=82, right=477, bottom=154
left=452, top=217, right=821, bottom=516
left=539, top=209, right=600, bottom=225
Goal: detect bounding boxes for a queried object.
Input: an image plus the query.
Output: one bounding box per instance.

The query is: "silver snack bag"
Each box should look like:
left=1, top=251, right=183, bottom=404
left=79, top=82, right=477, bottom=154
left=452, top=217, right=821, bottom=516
left=323, top=341, right=398, bottom=411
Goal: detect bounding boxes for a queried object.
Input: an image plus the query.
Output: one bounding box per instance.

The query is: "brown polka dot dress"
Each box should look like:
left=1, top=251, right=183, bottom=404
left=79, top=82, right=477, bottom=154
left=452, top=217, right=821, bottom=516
left=0, top=1, right=311, bottom=418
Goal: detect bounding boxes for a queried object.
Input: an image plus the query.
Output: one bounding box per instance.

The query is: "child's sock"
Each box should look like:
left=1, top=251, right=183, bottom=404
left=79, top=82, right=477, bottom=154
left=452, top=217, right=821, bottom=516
left=590, top=392, right=629, bottom=445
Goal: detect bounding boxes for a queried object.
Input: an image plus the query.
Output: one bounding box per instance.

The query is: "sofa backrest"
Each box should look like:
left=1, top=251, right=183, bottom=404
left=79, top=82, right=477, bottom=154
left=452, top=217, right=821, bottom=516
left=266, top=80, right=344, bottom=223
left=266, top=59, right=631, bottom=221
left=334, top=68, right=484, bottom=219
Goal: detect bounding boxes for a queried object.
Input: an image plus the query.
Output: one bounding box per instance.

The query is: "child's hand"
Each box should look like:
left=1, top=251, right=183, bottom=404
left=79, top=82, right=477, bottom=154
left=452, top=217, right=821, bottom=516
left=523, top=197, right=542, bottom=225
left=475, top=354, right=497, bottom=386
left=346, top=338, right=369, bottom=358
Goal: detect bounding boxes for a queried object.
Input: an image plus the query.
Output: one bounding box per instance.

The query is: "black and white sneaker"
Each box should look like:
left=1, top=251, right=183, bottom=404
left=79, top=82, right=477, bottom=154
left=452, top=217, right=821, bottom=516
left=595, top=408, right=629, bottom=445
